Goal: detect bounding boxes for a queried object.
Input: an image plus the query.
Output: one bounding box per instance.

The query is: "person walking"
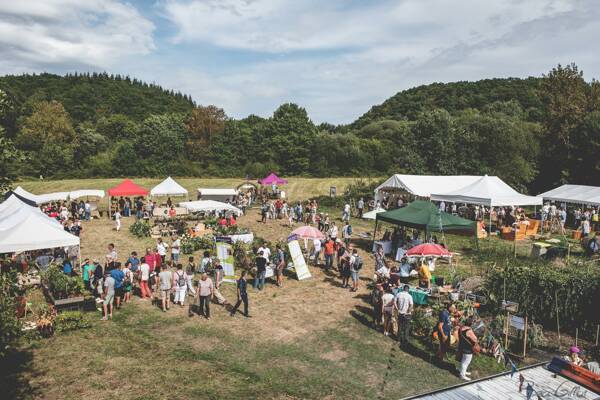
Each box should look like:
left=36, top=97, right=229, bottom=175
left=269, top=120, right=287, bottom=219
left=171, top=235, right=181, bottom=264
left=436, top=303, right=456, bottom=362
left=357, top=198, right=364, bottom=218
left=114, top=209, right=121, bottom=231
left=158, top=265, right=172, bottom=312
left=212, top=259, right=230, bottom=307
left=273, top=244, right=285, bottom=287
left=342, top=202, right=351, bottom=222
left=394, top=285, right=413, bottom=346
left=458, top=317, right=478, bottom=381
left=194, top=273, right=214, bottom=319
left=110, top=262, right=125, bottom=309
left=101, top=270, right=115, bottom=321
left=323, top=237, right=335, bottom=271
left=254, top=251, right=267, bottom=290
left=156, top=239, right=168, bottom=263
left=230, top=270, right=249, bottom=317
left=350, top=249, right=362, bottom=292
left=382, top=289, right=395, bottom=336
left=172, top=264, right=187, bottom=307
left=138, top=257, right=152, bottom=299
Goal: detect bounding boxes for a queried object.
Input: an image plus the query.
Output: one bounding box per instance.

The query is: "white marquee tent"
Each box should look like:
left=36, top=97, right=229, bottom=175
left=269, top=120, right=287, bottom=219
left=13, top=186, right=39, bottom=203
left=36, top=191, right=70, bottom=204
left=430, top=175, right=542, bottom=207
left=197, top=188, right=238, bottom=202
left=361, top=207, right=386, bottom=220
left=150, top=176, right=188, bottom=197
left=69, top=189, right=105, bottom=200
left=0, top=196, right=79, bottom=253
left=180, top=200, right=243, bottom=216
left=538, top=184, right=600, bottom=206
left=374, top=175, right=483, bottom=200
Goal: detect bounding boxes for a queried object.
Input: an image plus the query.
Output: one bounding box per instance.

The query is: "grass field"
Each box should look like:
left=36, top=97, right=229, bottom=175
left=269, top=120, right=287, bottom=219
left=3, top=177, right=552, bottom=399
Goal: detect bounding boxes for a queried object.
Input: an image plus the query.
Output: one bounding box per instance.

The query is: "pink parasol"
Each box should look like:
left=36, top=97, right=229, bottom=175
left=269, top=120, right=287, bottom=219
left=406, top=243, right=451, bottom=257
left=291, top=225, right=325, bottom=240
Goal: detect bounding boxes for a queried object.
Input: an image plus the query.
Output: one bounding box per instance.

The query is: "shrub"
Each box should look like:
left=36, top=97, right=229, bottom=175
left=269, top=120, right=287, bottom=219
left=0, top=271, right=22, bottom=357
left=484, top=259, right=600, bottom=330
left=54, top=311, right=90, bottom=333
left=41, top=265, right=85, bottom=300
left=129, top=220, right=150, bottom=238
left=181, top=234, right=214, bottom=254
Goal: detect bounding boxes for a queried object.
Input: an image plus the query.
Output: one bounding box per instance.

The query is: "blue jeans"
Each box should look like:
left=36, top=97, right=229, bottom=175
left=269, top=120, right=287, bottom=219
left=324, top=254, right=333, bottom=270
left=253, top=271, right=266, bottom=290
left=85, top=211, right=90, bottom=221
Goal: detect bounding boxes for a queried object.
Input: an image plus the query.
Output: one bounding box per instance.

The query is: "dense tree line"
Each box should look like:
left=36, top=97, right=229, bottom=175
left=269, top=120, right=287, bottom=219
left=0, top=65, right=598, bottom=193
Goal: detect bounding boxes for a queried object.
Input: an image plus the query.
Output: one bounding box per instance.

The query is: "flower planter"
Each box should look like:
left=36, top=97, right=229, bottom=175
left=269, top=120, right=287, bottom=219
left=42, top=283, right=85, bottom=312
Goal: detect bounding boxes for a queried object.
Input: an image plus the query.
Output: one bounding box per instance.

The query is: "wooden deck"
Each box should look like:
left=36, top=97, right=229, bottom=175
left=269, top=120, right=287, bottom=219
left=404, top=363, right=600, bottom=399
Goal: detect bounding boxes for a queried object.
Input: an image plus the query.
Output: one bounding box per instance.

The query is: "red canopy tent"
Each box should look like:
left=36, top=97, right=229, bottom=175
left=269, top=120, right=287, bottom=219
left=107, top=179, right=149, bottom=196
left=258, top=173, right=288, bottom=185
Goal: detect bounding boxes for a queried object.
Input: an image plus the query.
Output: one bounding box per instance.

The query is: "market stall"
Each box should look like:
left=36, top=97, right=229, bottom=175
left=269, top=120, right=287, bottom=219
left=180, top=200, right=243, bottom=216
left=374, top=174, right=482, bottom=201
left=258, top=173, right=287, bottom=198
left=150, top=176, right=188, bottom=198
left=538, top=184, right=600, bottom=206
left=106, top=179, right=149, bottom=217
left=197, top=188, right=238, bottom=203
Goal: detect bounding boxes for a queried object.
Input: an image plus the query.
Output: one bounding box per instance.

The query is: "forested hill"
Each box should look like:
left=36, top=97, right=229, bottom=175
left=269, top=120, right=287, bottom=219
left=0, top=73, right=195, bottom=134
left=351, top=77, right=544, bottom=129
left=0, top=65, right=598, bottom=194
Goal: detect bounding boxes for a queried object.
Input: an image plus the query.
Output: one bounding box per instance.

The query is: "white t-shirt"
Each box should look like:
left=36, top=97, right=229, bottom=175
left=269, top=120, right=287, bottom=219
left=171, top=239, right=181, bottom=255
left=344, top=204, right=350, bottom=213
left=157, top=242, right=168, bottom=256
left=313, top=239, right=322, bottom=252
left=376, top=265, right=390, bottom=278
left=114, top=211, right=121, bottom=221
left=139, top=263, right=150, bottom=280
left=394, top=291, right=413, bottom=315
left=382, top=293, right=395, bottom=312
left=258, top=246, right=271, bottom=262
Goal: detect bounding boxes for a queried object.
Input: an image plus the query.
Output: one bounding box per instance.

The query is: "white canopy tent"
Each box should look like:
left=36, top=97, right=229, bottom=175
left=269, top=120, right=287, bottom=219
left=0, top=196, right=79, bottom=253
left=150, top=177, right=188, bottom=197
left=374, top=175, right=482, bottom=200
left=13, top=186, right=39, bottom=203
left=538, top=184, right=600, bottom=206
left=69, top=189, right=105, bottom=200
left=430, top=175, right=542, bottom=207
left=36, top=191, right=70, bottom=204
left=361, top=207, right=386, bottom=220
left=180, top=200, right=243, bottom=216
left=197, top=188, right=238, bottom=202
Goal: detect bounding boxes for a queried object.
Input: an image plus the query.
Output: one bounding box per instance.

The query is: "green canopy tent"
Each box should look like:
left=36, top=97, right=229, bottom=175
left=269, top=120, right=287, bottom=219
left=374, top=200, right=477, bottom=241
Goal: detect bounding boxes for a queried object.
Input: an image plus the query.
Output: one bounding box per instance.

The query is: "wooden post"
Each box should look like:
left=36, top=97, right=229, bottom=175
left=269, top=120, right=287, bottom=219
left=575, top=328, right=578, bottom=347
left=505, top=312, right=510, bottom=350
left=555, top=292, right=561, bottom=350
left=596, top=324, right=599, bottom=346
left=567, top=244, right=571, bottom=265
left=523, top=315, right=528, bottom=358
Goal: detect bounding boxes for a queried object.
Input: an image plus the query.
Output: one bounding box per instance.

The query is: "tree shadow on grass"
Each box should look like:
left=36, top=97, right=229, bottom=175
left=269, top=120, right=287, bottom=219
left=0, top=348, right=41, bottom=400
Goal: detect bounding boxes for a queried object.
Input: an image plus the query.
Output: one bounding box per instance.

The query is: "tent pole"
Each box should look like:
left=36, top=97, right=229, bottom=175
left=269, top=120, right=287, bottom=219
left=372, top=219, right=378, bottom=251
left=489, top=207, right=492, bottom=237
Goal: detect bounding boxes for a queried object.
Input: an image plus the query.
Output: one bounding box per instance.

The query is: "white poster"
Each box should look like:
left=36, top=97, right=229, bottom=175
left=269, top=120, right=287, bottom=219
left=510, top=315, right=525, bottom=331
left=287, top=239, right=311, bottom=280
left=215, top=240, right=236, bottom=283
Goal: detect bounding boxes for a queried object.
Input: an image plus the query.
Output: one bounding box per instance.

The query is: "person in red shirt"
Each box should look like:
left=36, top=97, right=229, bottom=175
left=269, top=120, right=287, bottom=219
left=218, top=217, right=227, bottom=226
left=323, top=238, right=335, bottom=271
left=228, top=215, right=236, bottom=226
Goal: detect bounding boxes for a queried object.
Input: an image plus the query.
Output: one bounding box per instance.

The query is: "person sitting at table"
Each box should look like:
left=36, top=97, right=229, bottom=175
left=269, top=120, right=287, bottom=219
left=388, top=266, right=401, bottom=288
left=375, top=261, right=390, bottom=280
left=418, top=260, right=431, bottom=289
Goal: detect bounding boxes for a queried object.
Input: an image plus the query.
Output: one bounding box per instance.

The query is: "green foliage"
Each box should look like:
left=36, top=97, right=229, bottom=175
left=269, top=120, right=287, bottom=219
left=0, top=271, right=22, bottom=358
left=54, top=311, right=91, bottom=333
left=484, top=259, right=600, bottom=330
left=411, top=308, right=435, bottom=337
left=129, top=220, right=150, bottom=238
left=181, top=234, right=214, bottom=254
left=41, top=265, right=85, bottom=300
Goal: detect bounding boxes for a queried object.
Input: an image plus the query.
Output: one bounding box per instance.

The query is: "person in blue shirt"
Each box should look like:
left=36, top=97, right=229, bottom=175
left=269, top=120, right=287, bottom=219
left=110, top=262, right=125, bottom=309
left=230, top=270, right=250, bottom=317
left=127, top=251, right=140, bottom=273
left=62, top=260, right=73, bottom=275
left=436, top=303, right=456, bottom=362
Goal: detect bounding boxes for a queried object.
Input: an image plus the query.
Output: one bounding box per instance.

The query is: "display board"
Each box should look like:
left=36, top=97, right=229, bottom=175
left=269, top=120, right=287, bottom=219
left=215, top=237, right=236, bottom=283
left=287, top=236, right=311, bottom=280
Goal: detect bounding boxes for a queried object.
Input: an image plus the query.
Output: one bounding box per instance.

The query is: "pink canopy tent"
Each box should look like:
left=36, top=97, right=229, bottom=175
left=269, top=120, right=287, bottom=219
left=258, top=173, right=288, bottom=185
left=291, top=226, right=325, bottom=240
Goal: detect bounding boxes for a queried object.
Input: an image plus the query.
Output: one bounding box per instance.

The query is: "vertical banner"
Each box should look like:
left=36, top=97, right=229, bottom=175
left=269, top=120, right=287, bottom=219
left=287, top=235, right=311, bottom=281
left=215, top=236, right=236, bottom=283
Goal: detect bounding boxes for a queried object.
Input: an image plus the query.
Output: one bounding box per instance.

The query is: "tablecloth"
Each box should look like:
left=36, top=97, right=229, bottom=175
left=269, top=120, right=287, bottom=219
left=372, top=240, right=392, bottom=254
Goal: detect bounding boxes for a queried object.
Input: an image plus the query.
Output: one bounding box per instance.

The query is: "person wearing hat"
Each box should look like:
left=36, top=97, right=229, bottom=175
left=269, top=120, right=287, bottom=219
left=565, top=346, right=584, bottom=366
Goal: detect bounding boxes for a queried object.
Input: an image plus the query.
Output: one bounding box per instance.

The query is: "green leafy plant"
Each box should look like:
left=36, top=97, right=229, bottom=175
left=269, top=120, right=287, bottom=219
left=129, top=220, right=150, bottom=238
left=0, top=271, right=23, bottom=357
left=411, top=308, right=435, bottom=337
left=55, top=311, right=90, bottom=333
left=181, top=234, right=214, bottom=254
left=41, top=265, right=85, bottom=300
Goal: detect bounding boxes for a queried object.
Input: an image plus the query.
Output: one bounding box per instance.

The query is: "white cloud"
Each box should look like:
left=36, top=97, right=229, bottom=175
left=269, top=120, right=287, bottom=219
left=157, top=0, right=600, bottom=123
left=0, top=0, right=155, bottom=72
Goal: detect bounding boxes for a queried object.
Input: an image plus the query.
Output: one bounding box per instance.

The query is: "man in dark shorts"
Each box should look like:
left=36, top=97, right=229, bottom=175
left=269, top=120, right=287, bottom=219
left=110, top=262, right=125, bottom=309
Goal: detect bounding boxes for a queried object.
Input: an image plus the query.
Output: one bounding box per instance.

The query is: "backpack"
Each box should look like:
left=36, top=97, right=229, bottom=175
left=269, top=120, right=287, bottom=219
left=354, top=256, right=363, bottom=270
left=176, top=271, right=186, bottom=287
left=347, top=225, right=353, bottom=235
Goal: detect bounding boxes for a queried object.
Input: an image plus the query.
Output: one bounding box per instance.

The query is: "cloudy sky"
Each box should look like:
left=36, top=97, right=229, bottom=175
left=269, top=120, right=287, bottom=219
left=0, top=0, right=598, bottom=123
